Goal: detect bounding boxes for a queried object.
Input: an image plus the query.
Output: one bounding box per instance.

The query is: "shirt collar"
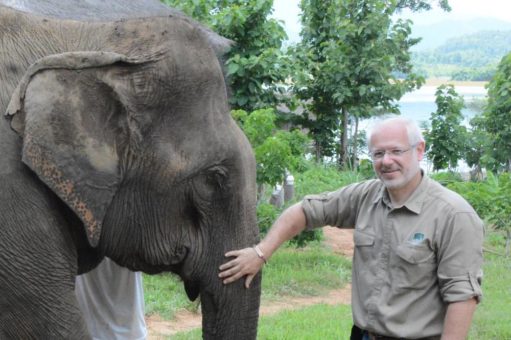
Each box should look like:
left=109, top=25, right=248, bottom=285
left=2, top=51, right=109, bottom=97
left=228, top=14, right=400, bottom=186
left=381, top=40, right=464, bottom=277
left=373, top=170, right=429, bottom=214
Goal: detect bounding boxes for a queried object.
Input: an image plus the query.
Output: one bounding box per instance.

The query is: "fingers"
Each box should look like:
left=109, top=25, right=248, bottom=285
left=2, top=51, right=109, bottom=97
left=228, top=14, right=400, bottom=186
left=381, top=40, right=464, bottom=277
left=245, top=274, right=255, bottom=289
left=221, top=269, right=245, bottom=285
left=224, top=249, right=242, bottom=258
left=218, top=259, right=236, bottom=271
left=218, top=247, right=263, bottom=286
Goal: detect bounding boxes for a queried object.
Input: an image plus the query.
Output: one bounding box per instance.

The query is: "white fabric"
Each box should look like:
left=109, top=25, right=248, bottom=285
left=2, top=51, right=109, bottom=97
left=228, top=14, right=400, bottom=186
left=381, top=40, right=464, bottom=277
left=75, top=258, right=147, bottom=340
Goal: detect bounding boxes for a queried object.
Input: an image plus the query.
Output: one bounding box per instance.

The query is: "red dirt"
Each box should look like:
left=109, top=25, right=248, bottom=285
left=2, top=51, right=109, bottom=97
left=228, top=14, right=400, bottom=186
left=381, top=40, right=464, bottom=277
left=146, top=227, right=354, bottom=339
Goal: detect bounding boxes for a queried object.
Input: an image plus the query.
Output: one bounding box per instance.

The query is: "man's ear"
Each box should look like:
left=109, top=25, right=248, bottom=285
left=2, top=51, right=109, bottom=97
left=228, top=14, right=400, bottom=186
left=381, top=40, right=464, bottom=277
left=416, top=140, right=426, bottom=161
left=5, top=52, right=148, bottom=247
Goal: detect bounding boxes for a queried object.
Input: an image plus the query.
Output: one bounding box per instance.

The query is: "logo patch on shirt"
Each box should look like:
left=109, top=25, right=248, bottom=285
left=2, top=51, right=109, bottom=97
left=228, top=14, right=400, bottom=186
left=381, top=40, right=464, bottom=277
left=410, top=232, right=425, bottom=245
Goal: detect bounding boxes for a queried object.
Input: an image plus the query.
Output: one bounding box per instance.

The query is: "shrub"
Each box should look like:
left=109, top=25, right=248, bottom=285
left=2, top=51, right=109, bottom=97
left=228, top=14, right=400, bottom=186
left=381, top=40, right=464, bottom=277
left=257, top=203, right=280, bottom=236
left=430, top=171, right=464, bottom=186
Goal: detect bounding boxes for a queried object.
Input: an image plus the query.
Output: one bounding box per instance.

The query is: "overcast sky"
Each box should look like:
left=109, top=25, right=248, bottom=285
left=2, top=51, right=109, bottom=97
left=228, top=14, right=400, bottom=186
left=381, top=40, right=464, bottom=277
left=272, top=0, right=511, bottom=42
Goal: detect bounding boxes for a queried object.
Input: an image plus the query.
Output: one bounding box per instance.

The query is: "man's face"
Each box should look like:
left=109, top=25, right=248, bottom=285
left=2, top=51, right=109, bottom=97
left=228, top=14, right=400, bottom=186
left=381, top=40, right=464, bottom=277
left=369, top=123, right=424, bottom=190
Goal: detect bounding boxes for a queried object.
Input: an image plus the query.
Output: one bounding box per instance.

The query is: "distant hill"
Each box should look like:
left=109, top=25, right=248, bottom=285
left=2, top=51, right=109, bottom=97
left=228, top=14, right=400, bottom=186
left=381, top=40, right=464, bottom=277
left=411, top=17, right=511, bottom=51
left=412, top=29, right=511, bottom=80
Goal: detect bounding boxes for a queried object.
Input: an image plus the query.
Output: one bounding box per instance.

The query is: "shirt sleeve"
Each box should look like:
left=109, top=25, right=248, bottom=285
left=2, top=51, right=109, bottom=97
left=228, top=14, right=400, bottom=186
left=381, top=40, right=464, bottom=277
left=437, top=211, right=484, bottom=303
left=301, top=181, right=374, bottom=230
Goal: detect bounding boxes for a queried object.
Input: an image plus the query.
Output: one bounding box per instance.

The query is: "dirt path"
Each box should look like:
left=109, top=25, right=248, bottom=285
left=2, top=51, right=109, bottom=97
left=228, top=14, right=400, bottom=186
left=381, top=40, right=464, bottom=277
left=146, top=227, right=354, bottom=339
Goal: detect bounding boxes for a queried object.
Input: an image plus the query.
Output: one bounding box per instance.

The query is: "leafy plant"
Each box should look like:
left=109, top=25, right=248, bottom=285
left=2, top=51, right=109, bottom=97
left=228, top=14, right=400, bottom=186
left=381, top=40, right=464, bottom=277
left=483, top=52, right=511, bottom=171
left=257, top=202, right=280, bottom=236
left=292, top=0, right=425, bottom=166
left=425, top=84, right=467, bottom=171
left=448, top=172, right=511, bottom=255
left=162, top=0, right=289, bottom=112
left=233, top=108, right=309, bottom=190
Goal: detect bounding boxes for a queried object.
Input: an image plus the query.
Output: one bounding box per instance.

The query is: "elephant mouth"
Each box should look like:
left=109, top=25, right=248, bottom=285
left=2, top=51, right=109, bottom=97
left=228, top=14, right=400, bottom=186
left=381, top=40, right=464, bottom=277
left=184, top=280, right=200, bottom=301
left=116, top=244, right=190, bottom=276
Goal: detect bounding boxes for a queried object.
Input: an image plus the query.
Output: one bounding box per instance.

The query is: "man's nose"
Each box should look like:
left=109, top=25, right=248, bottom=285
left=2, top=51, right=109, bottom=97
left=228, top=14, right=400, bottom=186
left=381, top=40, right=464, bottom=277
left=381, top=152, right=394, bottom=163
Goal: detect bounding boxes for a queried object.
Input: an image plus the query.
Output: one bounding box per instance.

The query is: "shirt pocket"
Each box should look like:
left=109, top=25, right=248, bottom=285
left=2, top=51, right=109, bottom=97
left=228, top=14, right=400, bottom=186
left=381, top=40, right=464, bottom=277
left=393, top=242, right=436, bottom=290
left=354, top=229, right=375, bottom=263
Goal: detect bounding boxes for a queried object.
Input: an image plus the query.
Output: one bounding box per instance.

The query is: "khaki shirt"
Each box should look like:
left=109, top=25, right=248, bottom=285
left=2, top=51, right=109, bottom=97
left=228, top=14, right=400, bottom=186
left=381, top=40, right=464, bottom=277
left=302, top=175, right=483, bottom=338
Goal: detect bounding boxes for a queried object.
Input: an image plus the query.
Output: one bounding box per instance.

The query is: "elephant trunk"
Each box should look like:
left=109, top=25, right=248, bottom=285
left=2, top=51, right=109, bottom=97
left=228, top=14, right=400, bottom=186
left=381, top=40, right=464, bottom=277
left=199, top=273, right=261, bottom=339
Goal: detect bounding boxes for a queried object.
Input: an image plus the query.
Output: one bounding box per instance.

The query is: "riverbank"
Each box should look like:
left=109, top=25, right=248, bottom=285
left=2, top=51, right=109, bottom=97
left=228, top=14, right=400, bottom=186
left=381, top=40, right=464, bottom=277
left=424, top=77, right=488, bottom=87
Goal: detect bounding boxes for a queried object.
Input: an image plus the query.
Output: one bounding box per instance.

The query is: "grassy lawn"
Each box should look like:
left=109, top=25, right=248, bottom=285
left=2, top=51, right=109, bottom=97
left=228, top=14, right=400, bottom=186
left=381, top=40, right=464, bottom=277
left=469, top=232, right=511, bottom=339
left=147, top=231, right=511, bottom=339
left=143, top=241, right=351, bottom=319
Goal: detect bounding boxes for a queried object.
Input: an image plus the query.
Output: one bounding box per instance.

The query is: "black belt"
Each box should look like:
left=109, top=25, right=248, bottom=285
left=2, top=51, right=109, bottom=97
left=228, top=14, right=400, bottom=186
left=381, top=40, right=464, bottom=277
left=366, top=331, right=440, bottom=340
left=351, top=325, right=440, bottom=340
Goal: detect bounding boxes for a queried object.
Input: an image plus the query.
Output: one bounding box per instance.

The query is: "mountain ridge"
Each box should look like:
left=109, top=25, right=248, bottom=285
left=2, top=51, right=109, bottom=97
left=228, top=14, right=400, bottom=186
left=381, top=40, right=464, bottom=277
left=411, top=17, right=511, bottom=51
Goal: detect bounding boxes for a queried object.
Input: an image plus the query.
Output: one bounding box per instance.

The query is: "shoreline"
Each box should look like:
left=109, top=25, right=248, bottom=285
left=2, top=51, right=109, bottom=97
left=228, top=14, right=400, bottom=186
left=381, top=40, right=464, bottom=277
left=424, top=78, right=488, bottom=87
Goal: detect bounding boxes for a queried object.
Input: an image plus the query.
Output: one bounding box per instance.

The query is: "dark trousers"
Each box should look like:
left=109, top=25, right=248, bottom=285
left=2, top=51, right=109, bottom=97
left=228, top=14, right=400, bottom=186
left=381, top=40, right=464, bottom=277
left=350, top=325, right=441, bottom=340
left=350, top=325, right=366, bottom=340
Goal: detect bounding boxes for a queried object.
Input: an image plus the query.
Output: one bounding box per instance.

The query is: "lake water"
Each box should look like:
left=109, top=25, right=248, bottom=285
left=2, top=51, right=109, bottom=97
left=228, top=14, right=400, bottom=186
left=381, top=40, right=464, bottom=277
left=362, top=85, right=487, bottom=129
left=360, top=85, right=487, bottom=172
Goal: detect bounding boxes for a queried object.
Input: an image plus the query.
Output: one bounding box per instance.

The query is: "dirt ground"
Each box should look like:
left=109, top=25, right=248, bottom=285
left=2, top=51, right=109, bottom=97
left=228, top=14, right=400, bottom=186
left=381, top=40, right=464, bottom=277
left=146, top=227, right=354, bottom=339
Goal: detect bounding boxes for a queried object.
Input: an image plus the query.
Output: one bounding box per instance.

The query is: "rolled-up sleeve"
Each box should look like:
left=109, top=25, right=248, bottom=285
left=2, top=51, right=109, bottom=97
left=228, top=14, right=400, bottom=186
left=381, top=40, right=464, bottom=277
left=301, top=181, right=376, bottom=230
left=437, top=212, right=484, bottom=303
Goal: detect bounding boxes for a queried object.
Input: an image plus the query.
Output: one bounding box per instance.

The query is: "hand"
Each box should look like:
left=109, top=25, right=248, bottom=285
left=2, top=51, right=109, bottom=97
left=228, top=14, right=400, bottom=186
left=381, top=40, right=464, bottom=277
left=218, top=247, right=265, bottom=288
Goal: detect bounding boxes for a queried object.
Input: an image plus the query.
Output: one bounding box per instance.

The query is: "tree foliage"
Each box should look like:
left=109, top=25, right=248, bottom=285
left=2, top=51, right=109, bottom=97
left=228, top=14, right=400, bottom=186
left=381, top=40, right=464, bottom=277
left=483, top=52, right=511, bottom=171
left=425, top=84, right=466, bottom=171
left=448, top=172, right=511, bottom=255
left=162, top=0, right=289, bottom=111
left=396, top=0, right=450, bottom=11
left=464, top=114, right=493, bottom=178
left=292, top=0, right=424, bottom=167
left=232, top=108, right=309, bottom=188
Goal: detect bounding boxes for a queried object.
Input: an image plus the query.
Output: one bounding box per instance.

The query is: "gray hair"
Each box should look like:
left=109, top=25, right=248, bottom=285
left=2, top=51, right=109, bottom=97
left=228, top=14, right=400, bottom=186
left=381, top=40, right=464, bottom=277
left=368, top=116, right=424, bottom=149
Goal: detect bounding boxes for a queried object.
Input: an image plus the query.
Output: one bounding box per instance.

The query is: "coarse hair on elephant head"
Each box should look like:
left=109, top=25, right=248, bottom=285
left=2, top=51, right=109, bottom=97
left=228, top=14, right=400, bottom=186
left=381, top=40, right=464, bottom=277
left=4, top=27, right=260, bottom=339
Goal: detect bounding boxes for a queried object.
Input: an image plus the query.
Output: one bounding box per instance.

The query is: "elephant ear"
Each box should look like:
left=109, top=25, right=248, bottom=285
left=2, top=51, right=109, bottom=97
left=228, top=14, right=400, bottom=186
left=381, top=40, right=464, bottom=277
left=5, top=51, right=148, bottom=247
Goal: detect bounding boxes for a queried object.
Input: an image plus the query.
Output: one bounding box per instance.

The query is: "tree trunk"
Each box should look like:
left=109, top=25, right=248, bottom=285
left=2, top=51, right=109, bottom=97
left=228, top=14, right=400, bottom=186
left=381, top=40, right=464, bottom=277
left=257, top=183, right=265, bottom=204
left=352, top=117, right=359, bottom=170
left=506, top=229, right=510, bottom=257
left=314, top=138, right=321, bottom=162
left=338, top=107, right=349, bottom=170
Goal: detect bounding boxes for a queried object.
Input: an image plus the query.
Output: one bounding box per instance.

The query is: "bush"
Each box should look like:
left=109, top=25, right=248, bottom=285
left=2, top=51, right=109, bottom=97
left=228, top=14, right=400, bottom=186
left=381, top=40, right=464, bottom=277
left=430, top=171, right=464, bottom=186
left=285, top=162, right=363, bottom=247
left=294, top=162, right=363, bottom=199
left=257, top=203, right=280, bottom=236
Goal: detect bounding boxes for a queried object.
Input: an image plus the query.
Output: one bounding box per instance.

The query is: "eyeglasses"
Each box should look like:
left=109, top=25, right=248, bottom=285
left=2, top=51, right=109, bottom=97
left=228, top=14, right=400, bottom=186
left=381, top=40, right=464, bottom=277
left=370, top=144, right=417, bottom=161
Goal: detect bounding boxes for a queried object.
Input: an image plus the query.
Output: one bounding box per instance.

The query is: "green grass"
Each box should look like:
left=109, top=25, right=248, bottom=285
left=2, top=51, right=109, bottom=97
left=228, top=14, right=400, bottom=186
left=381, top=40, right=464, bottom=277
left=172, top=304, right=353, bottom=340
left=148, top=231, right=510, bottom=339
left=143, top=273, right=198, bottom=319
left=143, top=242, right=351, bottom=319
left=469, top=231, right=511, bottom=339
left=260, top=242, right=351, bottom=302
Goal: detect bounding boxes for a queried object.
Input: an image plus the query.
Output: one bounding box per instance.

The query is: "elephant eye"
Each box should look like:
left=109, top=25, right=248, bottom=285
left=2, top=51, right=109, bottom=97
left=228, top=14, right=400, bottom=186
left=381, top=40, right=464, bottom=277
left=191, top=165, right=230, bottom=201
left=205, top=166, right=229, bottom=190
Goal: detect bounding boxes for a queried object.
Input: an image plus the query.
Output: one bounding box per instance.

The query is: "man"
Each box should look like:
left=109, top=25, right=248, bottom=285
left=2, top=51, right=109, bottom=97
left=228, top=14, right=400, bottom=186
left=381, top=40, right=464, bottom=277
left=219, top=117, right=484, bottom=339
left=75, top=258, right=147, bottom=340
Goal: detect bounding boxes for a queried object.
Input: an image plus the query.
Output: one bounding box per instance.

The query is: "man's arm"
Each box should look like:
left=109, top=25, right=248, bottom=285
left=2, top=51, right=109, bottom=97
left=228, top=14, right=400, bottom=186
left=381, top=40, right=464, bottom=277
left=218, top=202, right=307, bottom=288
left=441, top=298, right=477, bottom=340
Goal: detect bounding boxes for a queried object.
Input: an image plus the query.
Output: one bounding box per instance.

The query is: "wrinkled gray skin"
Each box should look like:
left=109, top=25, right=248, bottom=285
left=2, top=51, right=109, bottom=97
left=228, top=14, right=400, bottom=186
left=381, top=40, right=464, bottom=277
left=0, top=1, right=260, bottom=339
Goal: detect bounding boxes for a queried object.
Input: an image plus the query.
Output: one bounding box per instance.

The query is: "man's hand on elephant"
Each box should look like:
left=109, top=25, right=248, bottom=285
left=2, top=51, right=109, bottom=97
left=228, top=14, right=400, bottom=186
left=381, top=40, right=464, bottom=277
left=219, top=247, right=265, bottom=288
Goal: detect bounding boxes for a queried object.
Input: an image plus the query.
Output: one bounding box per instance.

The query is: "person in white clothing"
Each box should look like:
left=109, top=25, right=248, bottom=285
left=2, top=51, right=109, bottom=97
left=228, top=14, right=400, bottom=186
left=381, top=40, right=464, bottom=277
left=75, top=258, right=147, bottom=340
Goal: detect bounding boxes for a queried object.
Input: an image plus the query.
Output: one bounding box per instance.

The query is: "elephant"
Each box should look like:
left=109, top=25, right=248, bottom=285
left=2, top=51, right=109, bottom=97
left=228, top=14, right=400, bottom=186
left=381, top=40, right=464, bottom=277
left=0, top=1, right=261, bottom=339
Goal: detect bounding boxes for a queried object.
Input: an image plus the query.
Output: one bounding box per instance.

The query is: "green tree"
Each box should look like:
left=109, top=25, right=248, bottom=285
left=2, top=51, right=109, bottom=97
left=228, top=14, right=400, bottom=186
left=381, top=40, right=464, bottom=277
left=396, top=0, right=451, bottom=11
left=489, top=173, right=511, bottom=255
left=162, top=0, right=289, bottom=112
left=426, top=84, right=466, bottom=171
left=232, top=108, right=309, bottom=197
left=464, top=114, right=494, bottom=179
left=292, top=0, right=424, bottom=168
left=483, top=52, right=511, bottom=171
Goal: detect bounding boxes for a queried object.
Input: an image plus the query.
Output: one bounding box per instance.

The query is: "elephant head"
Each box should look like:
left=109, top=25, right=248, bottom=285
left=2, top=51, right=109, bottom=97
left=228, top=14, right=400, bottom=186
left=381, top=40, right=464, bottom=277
left=5, top=17, right=260, bottom=339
